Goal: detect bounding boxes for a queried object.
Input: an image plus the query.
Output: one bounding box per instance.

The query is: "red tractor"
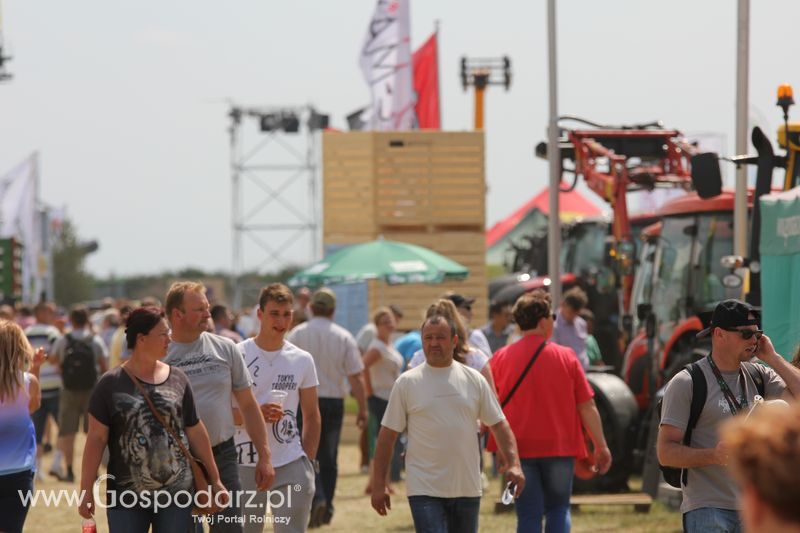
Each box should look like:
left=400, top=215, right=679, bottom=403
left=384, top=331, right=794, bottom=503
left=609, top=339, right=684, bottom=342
left=524, top=119, right=708, bottom=492
left=622, top=191, right=749, bottom=410
left=492, top=119, right=700, bottom=372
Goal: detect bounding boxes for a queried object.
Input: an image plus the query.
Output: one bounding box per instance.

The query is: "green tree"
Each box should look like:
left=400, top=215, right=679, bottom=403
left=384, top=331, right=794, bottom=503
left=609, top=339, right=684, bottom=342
left=52, top=219, right=94, bottom=306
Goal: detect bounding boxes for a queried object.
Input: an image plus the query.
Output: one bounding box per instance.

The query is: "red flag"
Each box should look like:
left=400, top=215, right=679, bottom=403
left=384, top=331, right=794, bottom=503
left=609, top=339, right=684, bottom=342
left=412, top=32, right=440, bottom=129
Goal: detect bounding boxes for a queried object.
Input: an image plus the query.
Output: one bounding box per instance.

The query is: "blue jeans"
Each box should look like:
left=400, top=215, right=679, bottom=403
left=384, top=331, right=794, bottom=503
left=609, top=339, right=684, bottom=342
left=516, top=457, right=575, bottom=533
left=407, top=495, right=481, bottom=533
left=683, top=507, right=743, bottom=533
left=107, top=504, right=192, bottom=533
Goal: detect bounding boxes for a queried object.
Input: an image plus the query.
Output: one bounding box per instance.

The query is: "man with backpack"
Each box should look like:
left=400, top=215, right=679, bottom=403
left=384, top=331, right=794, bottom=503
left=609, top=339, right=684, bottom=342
left=50, top=305, right=108, bottom=482
left=657, top=299, right=800, bottom=533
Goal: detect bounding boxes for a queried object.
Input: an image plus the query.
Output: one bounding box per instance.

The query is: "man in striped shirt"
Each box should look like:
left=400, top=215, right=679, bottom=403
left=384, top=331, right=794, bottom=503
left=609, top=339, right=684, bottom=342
left=24, top=302, right=63, bottom=480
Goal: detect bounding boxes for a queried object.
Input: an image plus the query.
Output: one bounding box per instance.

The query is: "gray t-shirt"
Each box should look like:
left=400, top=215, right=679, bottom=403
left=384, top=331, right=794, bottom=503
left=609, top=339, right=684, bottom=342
left=660, top=357, right=785, bottom=513
left=552, top=312, right=589, bottom=370
left=164, top=331, right=253, bottom=446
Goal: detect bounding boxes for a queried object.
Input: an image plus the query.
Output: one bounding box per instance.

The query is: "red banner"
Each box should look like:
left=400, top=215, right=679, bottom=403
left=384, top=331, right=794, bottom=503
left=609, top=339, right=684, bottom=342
left=412, top=32, right=440, bottom=129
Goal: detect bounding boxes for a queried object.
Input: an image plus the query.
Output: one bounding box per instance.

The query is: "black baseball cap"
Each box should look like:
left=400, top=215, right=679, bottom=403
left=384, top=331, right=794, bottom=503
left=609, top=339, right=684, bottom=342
left=696, top=299, right=760, bottom=339
left=445, top=293, right=476, bottom=309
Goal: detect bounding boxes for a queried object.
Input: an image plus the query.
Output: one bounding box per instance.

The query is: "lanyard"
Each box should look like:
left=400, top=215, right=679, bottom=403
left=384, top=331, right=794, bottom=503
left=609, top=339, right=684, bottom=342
left=707, top=354, right=747, bottom=415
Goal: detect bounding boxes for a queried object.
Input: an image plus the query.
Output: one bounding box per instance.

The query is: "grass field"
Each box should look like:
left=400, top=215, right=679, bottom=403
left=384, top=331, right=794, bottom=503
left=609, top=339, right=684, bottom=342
left=26, top=414, right=683, bottom=532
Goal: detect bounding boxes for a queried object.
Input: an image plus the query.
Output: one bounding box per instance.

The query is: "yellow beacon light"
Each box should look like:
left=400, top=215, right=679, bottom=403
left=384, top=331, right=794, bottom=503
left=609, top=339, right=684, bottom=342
left=777, top=84, right=795, bottom=112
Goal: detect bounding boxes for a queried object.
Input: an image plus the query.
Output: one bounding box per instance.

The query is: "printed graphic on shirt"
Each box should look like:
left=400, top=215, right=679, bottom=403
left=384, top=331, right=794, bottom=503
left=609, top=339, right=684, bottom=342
left=169, top=353, right=226, bottom=378
left=111, top=391, right=192, bottom=492
left=718, top=398, right=730, bottom=414
left=273, top=374, right=298, bottom=391
left=717, top=395, right=747, bottom=415
left=273, top=408, right=298, bottom=444
left=234, top=340, right=318, bottom=468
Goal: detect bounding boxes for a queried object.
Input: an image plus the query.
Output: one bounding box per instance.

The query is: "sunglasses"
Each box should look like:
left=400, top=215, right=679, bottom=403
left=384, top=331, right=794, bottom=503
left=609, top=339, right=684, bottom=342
left=720, top=327, right=763, bottom=340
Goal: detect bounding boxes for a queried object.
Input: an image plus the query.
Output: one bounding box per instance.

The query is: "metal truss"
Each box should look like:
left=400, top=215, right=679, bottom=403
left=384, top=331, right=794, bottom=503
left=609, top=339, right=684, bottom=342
left=229, top=104, right=324, bottom=308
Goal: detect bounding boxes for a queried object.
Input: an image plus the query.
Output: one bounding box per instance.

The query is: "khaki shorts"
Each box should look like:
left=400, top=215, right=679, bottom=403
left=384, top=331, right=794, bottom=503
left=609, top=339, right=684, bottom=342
left=58, top=388, right=92, bottom=436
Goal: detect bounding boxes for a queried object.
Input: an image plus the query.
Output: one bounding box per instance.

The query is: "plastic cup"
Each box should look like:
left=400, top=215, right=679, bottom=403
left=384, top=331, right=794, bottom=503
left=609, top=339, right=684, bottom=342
left=268, top=390, right=288, bottom=407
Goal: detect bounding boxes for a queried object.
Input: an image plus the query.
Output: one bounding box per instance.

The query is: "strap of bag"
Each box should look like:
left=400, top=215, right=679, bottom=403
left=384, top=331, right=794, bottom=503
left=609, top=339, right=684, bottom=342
left=680, top=361, right=707, bottom=486
left=501, top=340, right=547, bottom=409
left=121, top=364, right=195, bottom=464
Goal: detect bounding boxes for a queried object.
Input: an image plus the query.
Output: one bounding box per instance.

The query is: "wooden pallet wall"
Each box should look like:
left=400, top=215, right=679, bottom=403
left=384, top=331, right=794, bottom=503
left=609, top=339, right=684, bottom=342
left=322, top=131, right=488, bottom=330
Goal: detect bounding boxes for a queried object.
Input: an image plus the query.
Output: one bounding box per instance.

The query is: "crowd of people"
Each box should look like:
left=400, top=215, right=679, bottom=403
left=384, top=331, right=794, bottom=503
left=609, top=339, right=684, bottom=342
left=1, top=286, right=800, bottom=533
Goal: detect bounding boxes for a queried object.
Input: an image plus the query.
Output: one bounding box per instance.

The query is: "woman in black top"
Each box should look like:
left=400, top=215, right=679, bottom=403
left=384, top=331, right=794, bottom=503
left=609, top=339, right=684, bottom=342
left=78, top=307, right=227, bottom=532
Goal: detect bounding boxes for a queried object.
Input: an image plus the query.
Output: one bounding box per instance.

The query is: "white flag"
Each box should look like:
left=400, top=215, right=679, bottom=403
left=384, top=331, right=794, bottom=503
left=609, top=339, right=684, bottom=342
left=0, top=153, right=41, bottom=302
left=359, top=0, right=415, bottom=131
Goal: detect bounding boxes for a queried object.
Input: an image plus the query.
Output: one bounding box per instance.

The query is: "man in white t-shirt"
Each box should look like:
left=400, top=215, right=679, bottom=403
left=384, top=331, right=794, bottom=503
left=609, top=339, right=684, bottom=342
left=234, top=283, right=321, bottom=533
left=370, top=315, right=525, bottom=533
left=286, top=288, right=367, bottom=526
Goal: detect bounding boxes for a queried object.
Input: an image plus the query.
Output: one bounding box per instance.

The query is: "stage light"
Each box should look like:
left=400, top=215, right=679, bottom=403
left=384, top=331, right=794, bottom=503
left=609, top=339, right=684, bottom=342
left=259, top=113, right=281, bottom=132
left=281, top=112, right=300, bottom=133
left=308, top=109, right=330, bottom=131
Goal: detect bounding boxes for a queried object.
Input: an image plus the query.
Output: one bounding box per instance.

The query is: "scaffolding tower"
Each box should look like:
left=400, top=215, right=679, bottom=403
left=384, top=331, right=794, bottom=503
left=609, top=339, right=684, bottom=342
left=228, top=104, right=328, bottom=308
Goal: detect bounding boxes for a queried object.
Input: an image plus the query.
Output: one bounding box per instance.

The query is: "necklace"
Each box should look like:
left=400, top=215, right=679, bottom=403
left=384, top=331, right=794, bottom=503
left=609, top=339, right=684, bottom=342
left=261, top=347, right=282, bottom=367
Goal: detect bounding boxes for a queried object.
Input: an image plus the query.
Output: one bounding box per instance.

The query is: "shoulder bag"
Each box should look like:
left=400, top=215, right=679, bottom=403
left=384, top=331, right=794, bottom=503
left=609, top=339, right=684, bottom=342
left=121, top=364, right=223, bottom=516
left=500, top=340, right=548, bottom=409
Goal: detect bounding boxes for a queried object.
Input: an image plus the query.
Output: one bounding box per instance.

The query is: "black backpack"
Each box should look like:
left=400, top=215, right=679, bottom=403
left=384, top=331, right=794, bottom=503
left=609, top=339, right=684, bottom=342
left=61, top=333, right=98, bottom=390
left=657, top=358, right=765, bottom=488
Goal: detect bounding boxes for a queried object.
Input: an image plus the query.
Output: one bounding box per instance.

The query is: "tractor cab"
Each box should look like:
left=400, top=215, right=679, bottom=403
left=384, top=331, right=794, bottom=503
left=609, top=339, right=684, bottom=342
left=623, top=191, right=752, bottom=409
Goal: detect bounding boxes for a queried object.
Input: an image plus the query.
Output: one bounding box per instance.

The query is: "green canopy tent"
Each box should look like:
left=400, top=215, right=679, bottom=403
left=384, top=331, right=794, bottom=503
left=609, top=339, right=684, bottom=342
left=288, top=239, right=469, bottom=288
left=759, top=186, right=800, bottom=359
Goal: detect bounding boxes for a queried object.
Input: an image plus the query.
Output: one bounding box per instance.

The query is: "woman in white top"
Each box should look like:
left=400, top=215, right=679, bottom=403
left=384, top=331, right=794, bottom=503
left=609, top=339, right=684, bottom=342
left=0, top=320, right=44, bottom=533
left=363, top=307, right=404, bottom=494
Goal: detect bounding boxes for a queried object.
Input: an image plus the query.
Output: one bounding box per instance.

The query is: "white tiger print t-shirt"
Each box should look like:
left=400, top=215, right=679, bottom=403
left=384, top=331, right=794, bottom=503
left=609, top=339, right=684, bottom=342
left=89, top=365, right=199, bottom=496
left=233, top=339, right=319, bottom=469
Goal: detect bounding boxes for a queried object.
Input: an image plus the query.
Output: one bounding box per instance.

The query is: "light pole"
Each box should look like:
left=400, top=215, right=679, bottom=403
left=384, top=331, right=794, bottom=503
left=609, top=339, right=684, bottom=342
left=547, top=0, right=561, bottom=307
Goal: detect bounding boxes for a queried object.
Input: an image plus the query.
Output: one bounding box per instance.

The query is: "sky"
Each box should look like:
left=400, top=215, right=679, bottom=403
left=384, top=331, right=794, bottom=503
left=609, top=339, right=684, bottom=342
left=1, top=0, right=799, bottom=277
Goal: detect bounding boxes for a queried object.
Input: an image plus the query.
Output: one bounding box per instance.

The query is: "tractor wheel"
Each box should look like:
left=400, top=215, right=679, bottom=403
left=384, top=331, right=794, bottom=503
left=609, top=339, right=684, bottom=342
left=572, top=372, right=639, bottom=493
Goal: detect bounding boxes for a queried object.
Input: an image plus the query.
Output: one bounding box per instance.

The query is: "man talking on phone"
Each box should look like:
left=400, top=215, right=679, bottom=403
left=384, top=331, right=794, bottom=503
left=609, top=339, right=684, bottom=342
left=658, top=299, right=800, bottom=533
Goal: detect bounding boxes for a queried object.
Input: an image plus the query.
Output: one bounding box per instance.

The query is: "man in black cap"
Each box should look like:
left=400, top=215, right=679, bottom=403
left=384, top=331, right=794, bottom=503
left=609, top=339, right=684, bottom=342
left=657, top=299, right=800, bottom=533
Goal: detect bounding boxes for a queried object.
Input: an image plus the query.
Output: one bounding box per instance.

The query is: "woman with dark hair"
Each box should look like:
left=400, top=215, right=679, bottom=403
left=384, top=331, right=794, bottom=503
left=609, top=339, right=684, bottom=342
left=0, top=320, right=45, bottom=533
left=78, top=307, right=227, bottom=532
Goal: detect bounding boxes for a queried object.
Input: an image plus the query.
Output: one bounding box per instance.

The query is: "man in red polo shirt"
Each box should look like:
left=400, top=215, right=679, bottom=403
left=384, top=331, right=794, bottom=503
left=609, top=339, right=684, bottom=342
left=489, top=290, right=611, bottom=533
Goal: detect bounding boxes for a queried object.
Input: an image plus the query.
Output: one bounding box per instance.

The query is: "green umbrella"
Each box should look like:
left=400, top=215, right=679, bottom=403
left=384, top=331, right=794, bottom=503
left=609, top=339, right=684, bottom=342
left=288, top=239, right=469, bottom=287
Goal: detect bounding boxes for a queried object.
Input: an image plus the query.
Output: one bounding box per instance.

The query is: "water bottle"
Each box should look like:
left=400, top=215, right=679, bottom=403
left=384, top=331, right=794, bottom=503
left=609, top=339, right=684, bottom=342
left=501, top=481, right=516, bottom=505
left=81, top=518, right=97, bottom=533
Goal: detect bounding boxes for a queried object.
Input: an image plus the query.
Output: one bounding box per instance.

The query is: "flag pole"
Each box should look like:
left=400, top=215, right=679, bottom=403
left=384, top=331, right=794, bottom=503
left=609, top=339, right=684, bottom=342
left=434, top=19, right=442, bottom=128
left=547, top=0, right=561, bottom=307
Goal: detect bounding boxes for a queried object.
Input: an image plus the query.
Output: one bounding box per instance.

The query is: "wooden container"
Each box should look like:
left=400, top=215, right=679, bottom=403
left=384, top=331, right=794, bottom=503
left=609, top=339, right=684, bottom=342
left=322, top=131, right=488, bottom=331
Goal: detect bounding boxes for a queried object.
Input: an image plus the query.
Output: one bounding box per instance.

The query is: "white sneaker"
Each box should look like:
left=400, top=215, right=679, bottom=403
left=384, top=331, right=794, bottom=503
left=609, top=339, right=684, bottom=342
left=35, top=470, right=46, bottom=483
left=48, top=463, right=64, bottom=479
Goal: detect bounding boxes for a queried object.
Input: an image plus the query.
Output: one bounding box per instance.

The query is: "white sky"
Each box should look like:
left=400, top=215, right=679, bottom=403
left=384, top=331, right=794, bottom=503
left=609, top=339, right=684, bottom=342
left=1, top=0, right=799, bottom=277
